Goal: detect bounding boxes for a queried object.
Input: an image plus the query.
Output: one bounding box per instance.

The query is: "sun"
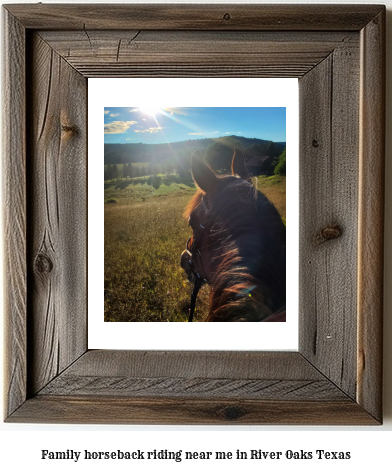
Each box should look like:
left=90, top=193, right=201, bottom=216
left=139, top=107, right=162, bottom=117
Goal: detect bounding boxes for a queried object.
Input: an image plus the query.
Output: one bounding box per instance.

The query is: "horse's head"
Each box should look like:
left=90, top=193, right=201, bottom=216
left=181, top=148, right=286, bottom=322
left=180, top=149, right=251, bottom=284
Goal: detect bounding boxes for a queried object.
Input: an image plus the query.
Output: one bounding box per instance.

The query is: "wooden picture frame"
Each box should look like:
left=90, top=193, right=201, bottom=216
left=3, top=4, right=385, bottom=424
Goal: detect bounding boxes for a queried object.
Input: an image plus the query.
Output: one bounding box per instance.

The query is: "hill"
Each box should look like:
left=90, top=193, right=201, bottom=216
left=104, top=135, right=286, bottom=167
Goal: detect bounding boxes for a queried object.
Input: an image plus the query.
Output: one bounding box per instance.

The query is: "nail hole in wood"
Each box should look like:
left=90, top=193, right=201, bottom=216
left=312, top=139, right=319, bottom=148
left=223, top=13, right=231, bottom=21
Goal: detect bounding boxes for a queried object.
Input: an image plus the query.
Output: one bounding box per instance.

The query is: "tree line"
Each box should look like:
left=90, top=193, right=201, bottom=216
left=105, top=135, right=285, bottom=164
left=104, top=135, right=286, bottom=182
left=104, top=159, right=187, bottom=182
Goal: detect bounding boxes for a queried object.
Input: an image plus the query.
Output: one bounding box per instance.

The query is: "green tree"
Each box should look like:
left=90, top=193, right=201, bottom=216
left=112, top=164, right=119, bottom=181
left=205, top=142, right=233, bottom=173
left=104, top=165, right=110, bottom=181
left=274, top=149, right=286, bottom=176
left=249, top=141, right=282, bottom=176
left=247, top=142, right=268, bottom=158
left=105, top=164, right=116, bottom=182
left=122, top=163, right=129, bottom=180
left=148, top=158, right=157, bottom=176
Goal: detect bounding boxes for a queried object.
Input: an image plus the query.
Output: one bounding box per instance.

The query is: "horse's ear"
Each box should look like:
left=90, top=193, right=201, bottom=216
left=191, top=150, right=219, bottom=195
left=231, top=149, right=251, bottom=181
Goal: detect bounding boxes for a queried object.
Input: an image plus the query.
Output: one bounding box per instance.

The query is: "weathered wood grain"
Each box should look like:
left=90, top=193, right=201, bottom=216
left=54, top=66, right=303, bottom=79
left=4, top=4, right=384, bottom=31
left=38, top=30, right=358, bottom=78
left=2, top=9, right=27, bottom=419
left=28, top=34, right=87, bottom=395
left=357, top=10, right=385, bottom=423
left=39, top=376, right=347, bottom=401
left=299, top=40, right=360, bottom=399
left=40, top=30, right=358, bottom=54
left=8, top=396, right=379, bottom=425
left=2, top=4, right=385, bottom=425
left=37, top=350, right=346, bottom=401
left=55, top=350, right=321, bottom=379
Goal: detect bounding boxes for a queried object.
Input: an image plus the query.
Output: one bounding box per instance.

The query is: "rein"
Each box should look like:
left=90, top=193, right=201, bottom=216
left=188, top=276, right=203, bottom=322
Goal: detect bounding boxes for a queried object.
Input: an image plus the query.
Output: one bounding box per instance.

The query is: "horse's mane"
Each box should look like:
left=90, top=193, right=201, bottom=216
left=188, top=176, right=286, bottom=322
left=183, top=189, right=204, bottom=221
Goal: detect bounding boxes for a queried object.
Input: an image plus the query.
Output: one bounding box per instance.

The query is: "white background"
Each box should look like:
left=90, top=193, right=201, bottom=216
left=1, top=0, right=391, bottom=473
left=88, top=77, right=298, bottom=350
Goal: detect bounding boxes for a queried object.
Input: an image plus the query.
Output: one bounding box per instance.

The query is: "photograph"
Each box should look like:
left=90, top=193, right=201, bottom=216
left=104, top=107, right=286, bottom=322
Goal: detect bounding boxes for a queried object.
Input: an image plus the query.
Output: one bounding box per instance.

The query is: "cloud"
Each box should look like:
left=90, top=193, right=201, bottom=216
left=188, top=131, right=220, bottom=136
left=134, top=127, right=164, bottom=134
left=129, top=108, right=139, bottom=113
left=165, top=108, right=189, bottom=116
left=104, top=121, right=138, bottom=134
left=104, top=110, right=110, bottom=114
left=110, top=113, right=120, bottom=117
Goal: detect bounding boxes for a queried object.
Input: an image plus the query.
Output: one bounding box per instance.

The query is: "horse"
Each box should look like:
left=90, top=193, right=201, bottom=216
left=180, top=149, right=286, bottom=322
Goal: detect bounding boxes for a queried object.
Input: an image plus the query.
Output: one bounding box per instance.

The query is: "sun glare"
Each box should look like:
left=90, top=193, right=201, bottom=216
left=140, top=107, right=162, bottom=117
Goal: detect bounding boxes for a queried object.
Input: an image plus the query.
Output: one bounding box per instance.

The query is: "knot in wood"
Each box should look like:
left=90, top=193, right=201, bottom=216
left=223, top=405, right=243, bottom=420
left=312, top=139, right=319, bottom=148
left=34, top=252, right=53, bottom=274
left=223, top=13, right=231, bottom=21
left=315, top=225, right=342, bottom=245
left=61, top=124, right=78, bottom=134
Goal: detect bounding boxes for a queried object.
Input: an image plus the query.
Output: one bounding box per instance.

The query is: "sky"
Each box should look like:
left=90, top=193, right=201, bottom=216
left=104, top=107, right=286, bottom=144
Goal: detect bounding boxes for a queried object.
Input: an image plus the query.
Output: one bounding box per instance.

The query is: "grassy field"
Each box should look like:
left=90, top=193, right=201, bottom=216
left=104, top=173, right=286, bottom=322
left=104, top=175, right=192, bottom=205
left=256, top=175, right=286, bottom=225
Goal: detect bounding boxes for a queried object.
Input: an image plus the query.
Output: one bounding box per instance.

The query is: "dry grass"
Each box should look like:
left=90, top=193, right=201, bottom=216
left=104, top=191, right=210, bottom=322
left=256, top=175, right=286, bottom=224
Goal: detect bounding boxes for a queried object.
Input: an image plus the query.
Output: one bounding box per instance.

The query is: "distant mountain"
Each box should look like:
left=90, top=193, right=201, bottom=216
left=104, top=135, right=286, bottom=166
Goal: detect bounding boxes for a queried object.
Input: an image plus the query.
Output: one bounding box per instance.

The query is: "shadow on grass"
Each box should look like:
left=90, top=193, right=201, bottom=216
left=115, top=180, right=134, bottom=190
left=104, top=179, right=148, bottom=190
left=162, top=175, right=195, bottom=188
left=130, top=178, right=148, bottom=186
left=147, top=175, right=162, bottom=189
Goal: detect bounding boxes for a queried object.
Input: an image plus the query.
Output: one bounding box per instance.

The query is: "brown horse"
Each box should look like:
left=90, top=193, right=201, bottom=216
left=181, top=150, right=286, bottom=322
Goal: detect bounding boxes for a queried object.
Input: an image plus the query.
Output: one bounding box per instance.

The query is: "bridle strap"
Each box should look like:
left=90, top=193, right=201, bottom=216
left=188, top=276, right=203, bottom=322
left=186, top=196, right=212, bottom=322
